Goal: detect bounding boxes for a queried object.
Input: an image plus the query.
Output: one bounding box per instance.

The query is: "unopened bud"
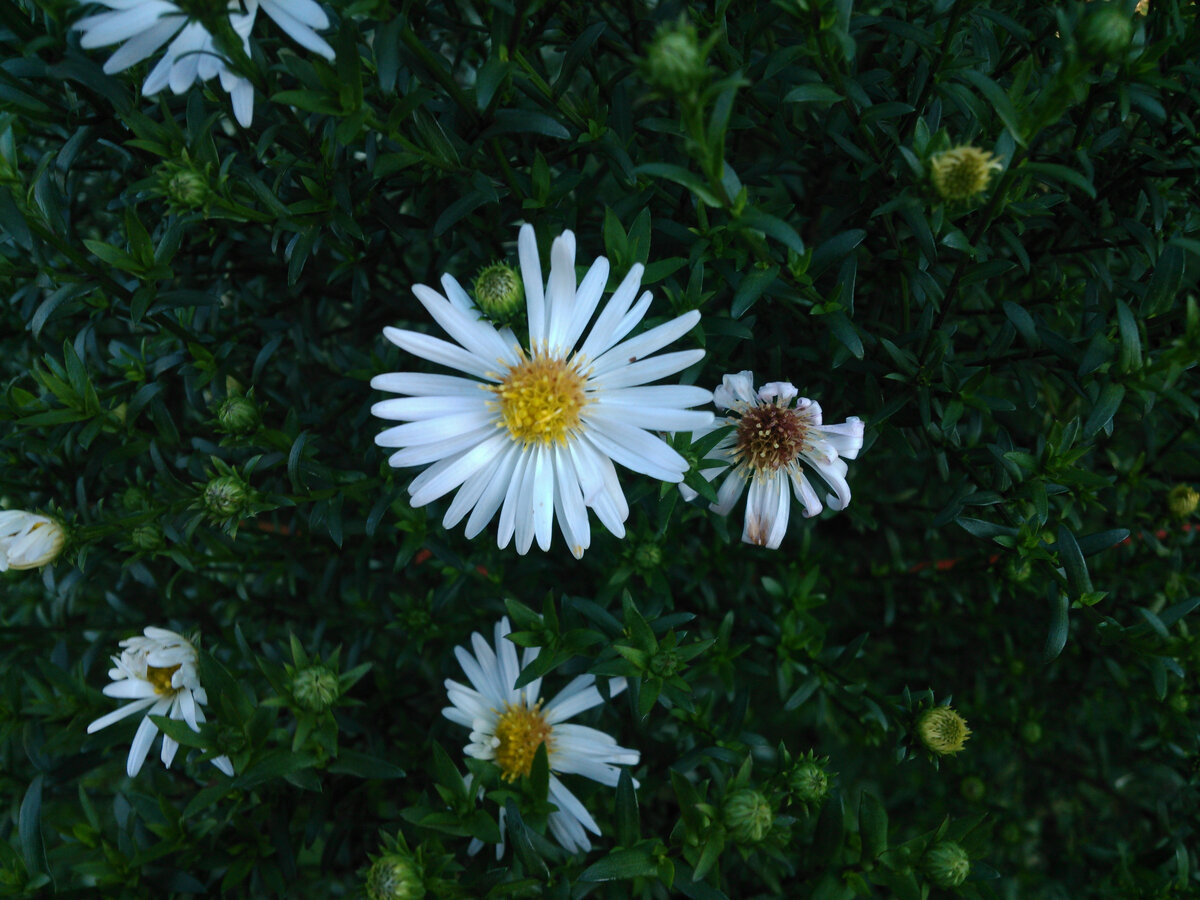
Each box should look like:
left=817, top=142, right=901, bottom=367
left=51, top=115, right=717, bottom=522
left=203, top=475, right=250, bottom=520
left=923, top=840, right=971, bottom=889
left=723, top=788, right=773, bottom=844
left=473, top=262, right=524, bottom=321
left=216, top=395, right=261, bottom=435
left=917, top=706, right=971, bottom=756
left=366, top=853, right=425, bottom=900
left=929, top=146, right=1003, bottom=201
left=293, top=665, right=340, bottom=712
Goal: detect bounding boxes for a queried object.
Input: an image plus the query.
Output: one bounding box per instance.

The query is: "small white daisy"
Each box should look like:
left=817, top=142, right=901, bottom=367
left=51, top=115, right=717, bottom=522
left=371, top=223, right=713, bottom=558
left=73, top=0, right=335, bottom=127
left=0, top=510, right=66, bottom=571
left=443, top=617, right=639, bottom=855
left=682, top=370, right=865, bottom=549
left=86, top=626, right=234, bottom=777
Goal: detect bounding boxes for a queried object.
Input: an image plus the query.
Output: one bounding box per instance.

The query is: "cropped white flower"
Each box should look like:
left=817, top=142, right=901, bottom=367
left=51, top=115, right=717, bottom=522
left=682, top=371, right=865, bottom=549
left=0, top=510, right=65, bottom=571
left=443, top=617, right=639, bottom=855
left=73, top=0, right=335, bottom=127
left=371, top=224, right=713, bottom=558
left=86, top=627, right=234, bottom=778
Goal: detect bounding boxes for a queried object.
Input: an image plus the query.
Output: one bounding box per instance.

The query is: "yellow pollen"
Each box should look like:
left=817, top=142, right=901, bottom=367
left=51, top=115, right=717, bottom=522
left=493, top=699, right=554, bottom=781
left=146, top=664, right=181, bottom=695
left=491, top=354, right=587, bottom=446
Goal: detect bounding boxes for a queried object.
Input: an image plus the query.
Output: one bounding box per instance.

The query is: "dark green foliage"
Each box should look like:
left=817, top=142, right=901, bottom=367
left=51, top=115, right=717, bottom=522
left=2, top=0, right=1199, bottom=898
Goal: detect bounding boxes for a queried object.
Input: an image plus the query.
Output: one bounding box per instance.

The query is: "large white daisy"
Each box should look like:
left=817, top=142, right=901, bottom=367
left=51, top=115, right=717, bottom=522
left=681, top=371, right=865, bottom=549
left=73, top=0, right=335, bottom=127
left=0, top=510, right=65, bottom=571
left=370, top=224, right=713, bottom=558
left=86, top=626, right=235, bottom=777
left=443, top=617, right=639, bottom=855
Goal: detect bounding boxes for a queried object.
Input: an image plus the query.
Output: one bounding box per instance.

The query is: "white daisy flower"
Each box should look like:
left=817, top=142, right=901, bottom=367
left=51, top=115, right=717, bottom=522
left=370, top=224, right=713, bottom=558
left=86, top=626, right=235, bottom=778
left=681, top=370, right=865, bottom=549
left=72, top=0, right=335, bottom=127
left=443, top=617, right=639, bottom=855
left=0, top=510, right=66, bottom=571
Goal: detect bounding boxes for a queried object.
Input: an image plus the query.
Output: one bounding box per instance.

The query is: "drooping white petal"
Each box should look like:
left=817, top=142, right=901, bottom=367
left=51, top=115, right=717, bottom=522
left=259, top=0, right=335, bottom=59
left=743, top=473, right=790, bottom=549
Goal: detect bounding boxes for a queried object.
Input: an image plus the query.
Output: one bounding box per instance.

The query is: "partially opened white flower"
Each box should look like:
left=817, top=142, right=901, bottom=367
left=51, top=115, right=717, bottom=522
left=443, top=617, right=639, bottom=855
left=0, top=510, right=66, bottom=571
left=73, top=0, right=335, bottom=127
left=371, top=223, right=713, bottom=558
left=86, top=627, right=234, bottom=777
left=682, top=371, right=865, bottom=549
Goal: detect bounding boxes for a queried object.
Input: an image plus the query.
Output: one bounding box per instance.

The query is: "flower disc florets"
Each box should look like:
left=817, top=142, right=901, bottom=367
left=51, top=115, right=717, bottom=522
left=493, top=699, right=554, bottom=781
left=917, top=706, right=971, bottom=756
left=930, top=146, right=1003, bottom=201
left=491, top=354, right=588, bottom=447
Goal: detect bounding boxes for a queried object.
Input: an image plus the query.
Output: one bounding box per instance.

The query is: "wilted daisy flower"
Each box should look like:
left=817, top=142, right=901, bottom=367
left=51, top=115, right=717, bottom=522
left=87, top=627, right=234, bottom=777
left=443, top=617, right=639, bottom=854
left=0, top=510, right=66, bottom=571
left=681, top=371, right=864, bottom=549
left=371, top=224, right=713, bottom=558
left=73, top=0, right=335, bottom=127
left=929, top=145, right=1003, bottom=201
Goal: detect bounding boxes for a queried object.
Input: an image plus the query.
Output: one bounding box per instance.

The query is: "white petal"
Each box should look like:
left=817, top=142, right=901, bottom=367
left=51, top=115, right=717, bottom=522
left=548, top=776, right=601, bottom=836
left=260, top=0, right=335, bottom=59
left=561, top=256, right=610, bottom=352
left=100, top=16, right=183, bottom=72
left=552, top=446, right=590, bottom=558
left=126, top=698, right=172, bottom=776
left=513, top=446, right=540, bottom=554
left=591, top=310, right=702, bottom=379
left=543, top=230, right=577, bottom=355
left=102, top=679, right=157, bottom=699
left=544, top=675, right=603, bottom=723
left=371, top=371, right=488, bottom=397
left=576, top=264, right=644, bottom=361
left=382, top=327, right=496, bottom=380
left=86, top=695, right=158, bottom=733
left=743, top=474, right=790, bottom=549
left=587, top=403, right=713, bottom=432
left=409, top=433, right=511, bottom=507
left=388, top=424, right=496, bottom=468
left=518, top=224, right=546, bottom=349
left=464, top=443, right=522, bottom=538
left=262, top=0, right=329, bottom=28
left=371, top=395, right=487, bottom=421
left=789, top=467, right=823, bottom=518
left=412, top=284, right=518, bottom=368
left=815, top=417, right=865, bottom=460
left=376, top=410, right=495, bottom=451
left=713, top=370, right=758, bottom=410
left=710, top=468, right=747, bottom=516
left=76, top=1, right=176, bottom=47
left=587, top=349, right=707, bottom=390
left=583, top=411, right=689, bottom=481
left=496, top=448, right=533, bottom=550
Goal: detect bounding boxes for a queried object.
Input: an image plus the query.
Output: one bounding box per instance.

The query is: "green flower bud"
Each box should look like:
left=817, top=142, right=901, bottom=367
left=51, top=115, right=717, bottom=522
left=1020, top=720, right=1042, bottom=745
left=473, top=261, right=524, bottom=321
left=917, top=706, right=971, bottom=756
left=960, top=776, right=985, bottom=802
left=216, top=395, right=262, bottom=435
left=1168, top=484, right=1199, bottom=519
left=166, top=169, right=210, bottom=208
left=929, top=146, right=1003, bottom=201
left=121, top=486, right=150, bottom=512
left=723, top=788, right=773, bottom=844
left=293, top=665, right=341, bottom=712
left=649, top=649, right=681, bottom=677
left=923, top=841, right=971, bottom=889
left=790, top=760, right=830, bottom=806
left=131, top=523, right=164, bottom=552
left=644, top=22, right=709, bottom=96
left=203, top=474, right=251, bottom=520
left=1079, top=4, right=1134, bottom=61
left=366, top=853, right=425, bottom=900
left=633, top=543, right=662, bottom=569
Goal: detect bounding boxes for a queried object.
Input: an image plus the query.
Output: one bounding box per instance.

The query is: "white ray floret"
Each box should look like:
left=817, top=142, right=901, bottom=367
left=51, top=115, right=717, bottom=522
left=681, top=370, right=865, bottom=549
left=86, top=626, right=234, bottom=778
left=73, top=0, right=335, bottom=127
left=443, top=617, right=639, bottom=855
left=371, top=224, right=713, bottom=558
left=0, top=510, right=66, bottom=571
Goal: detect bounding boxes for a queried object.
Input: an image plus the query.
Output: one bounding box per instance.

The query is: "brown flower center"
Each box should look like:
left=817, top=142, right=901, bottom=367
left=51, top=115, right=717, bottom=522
left=733, top=404, right=807, bottom=473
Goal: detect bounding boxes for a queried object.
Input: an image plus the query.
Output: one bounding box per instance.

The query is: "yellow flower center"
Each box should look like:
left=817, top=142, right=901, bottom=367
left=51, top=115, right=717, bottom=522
left=493, top=699, right=554, bottom=781
left=733, top=404, right=808, bottom=474
left=492, top=355, right=587, bottom=446
left=146, top=664, right=181, bottom=695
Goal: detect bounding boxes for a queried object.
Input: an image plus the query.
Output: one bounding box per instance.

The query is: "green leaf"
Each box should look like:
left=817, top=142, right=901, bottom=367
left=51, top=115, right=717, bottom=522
left=1056, top=526, right=1093, bottom=597
left=579, top=848, right=660, bottom=882
left=731, top=265, right=778, bottom=318
left=485, top=109, right=570, bottom=140
left=1142, top=245, right=1185, bottom=317
left=636, top=163, right=724, bottom=208
left=957, top=68, right=1025, bottom=145
left=1023, top=162, right=1096, bottom=199
left=1042, top=592, right=1070, bottom=663
left=19, top=776, right=47, bottom=878
left=326, top=749, right=405, bottom=780
left=615, top=769, right=640, bottom=846
left=783, top=83, right=843, bottom=104
left=1082, top=383, right=1125, bottom=439
left=859, top=792, right=888, bottom=861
